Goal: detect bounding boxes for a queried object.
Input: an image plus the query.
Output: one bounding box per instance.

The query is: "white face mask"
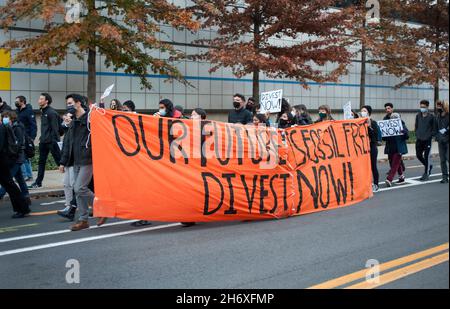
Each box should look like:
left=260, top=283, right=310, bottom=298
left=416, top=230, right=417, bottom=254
left=291, top=111, right=296, bottom=117
left=361, top=112, right=369, bottom=118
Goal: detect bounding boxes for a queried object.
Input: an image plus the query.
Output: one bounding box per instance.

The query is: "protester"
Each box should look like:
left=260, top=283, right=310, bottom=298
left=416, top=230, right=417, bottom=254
left=278, top=111, right=294, bottom=129
left=292, top=104, right=313, bottom=126
left=59, top=94, right=102, bottom=231
left=56, top=95, right=79, bottom=221
left=0, top=120, right=30, bottom=218
left=191, top=108, right=207, bottom=120
left=435, top=100, right=449, bottom=184
left=228, top=94, right=253, bottom=125
left=361, top=105, right=381, bottom=192
left=384, top=113, right=409, bottom=187
left=246, top=97, right=257, bottom=114
left=0, top=111, right=32, bottom=208
left=29, top=93, right=61, bottom=189
left=154, top=99, right=176, bottom=118
left=122, top=100, right=136, bottom=113
left=175, top=105, right=189, bottom=119
left=383, top=103, right=394, bottom=120
left=110, top=99, right=122, bottom=111
left=0, top=97, right=12, bottom=114
left=315, top=105, right=334, bottom=123
left=415, top=100, right=435, bottom=181
left=15, top=96, right=37, bottom=182
left=253, top=113, right=268, bottom=127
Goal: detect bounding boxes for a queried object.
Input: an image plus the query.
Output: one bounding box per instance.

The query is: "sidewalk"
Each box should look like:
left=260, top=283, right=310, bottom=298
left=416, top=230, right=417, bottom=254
left=3, top=142, right=441, bottom=200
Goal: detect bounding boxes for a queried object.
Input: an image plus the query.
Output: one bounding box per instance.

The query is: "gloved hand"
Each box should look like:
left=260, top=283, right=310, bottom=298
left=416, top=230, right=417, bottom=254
left=439, top=128, right=447, bottom=135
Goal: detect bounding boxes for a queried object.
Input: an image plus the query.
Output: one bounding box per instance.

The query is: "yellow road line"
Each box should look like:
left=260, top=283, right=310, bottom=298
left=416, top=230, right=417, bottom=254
left=0, top=223, right=39, bottom=233
left=345, top=252, right=449, bottom=289
left=30, top=211, right=58, bottom=216
left=308, top=243, right=449, bottom=289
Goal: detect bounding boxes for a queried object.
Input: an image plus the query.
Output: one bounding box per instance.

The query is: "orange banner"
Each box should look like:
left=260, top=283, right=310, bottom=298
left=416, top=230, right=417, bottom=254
left=91, top=110, right=372, bottom=222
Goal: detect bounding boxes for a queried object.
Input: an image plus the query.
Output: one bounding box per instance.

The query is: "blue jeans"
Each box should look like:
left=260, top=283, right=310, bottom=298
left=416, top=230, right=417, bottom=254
left=0, top=163, right=30, bottom=199
left=21, top=159, right=33, bottom=179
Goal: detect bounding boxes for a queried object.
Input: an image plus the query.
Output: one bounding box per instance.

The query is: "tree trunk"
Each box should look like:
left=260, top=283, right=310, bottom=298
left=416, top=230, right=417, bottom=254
left=86, top=0, right=96, bottom=104
left=252, top=11, right=261, bottom=103
left=360, top=43, right=366, bottom=109
left=87, top=48, right=96, bottom=104
left=253, top=69, right=260, bottom=103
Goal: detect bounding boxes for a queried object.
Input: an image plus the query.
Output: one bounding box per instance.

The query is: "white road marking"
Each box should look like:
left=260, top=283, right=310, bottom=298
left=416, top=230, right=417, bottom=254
left=376, top=174, right=443, bottom=193
left=0, top=220, right=137, bottom=244
left=0, top=223, right=181, bottom=257
left=40, top=200, right=66, bottom=206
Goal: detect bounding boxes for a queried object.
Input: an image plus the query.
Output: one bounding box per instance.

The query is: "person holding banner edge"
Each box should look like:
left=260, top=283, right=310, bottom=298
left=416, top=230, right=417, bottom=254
left=361, top=105, right=382, bottom=192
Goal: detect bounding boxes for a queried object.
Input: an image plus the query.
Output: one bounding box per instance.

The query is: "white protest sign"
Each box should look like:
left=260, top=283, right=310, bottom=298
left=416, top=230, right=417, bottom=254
left=343, top=101, right=353, bottom=120
left=101, top=84, right=115, bottom=100
left=378, top=119, right=404, bottom=137
left=259, top=89, right=283, bottom=114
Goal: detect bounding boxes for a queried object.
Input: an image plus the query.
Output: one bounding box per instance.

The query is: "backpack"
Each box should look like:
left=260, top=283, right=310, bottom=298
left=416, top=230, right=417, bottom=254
left=24, top=134, right=35, bottom=158
left=4, top=125, right=20, bottom=160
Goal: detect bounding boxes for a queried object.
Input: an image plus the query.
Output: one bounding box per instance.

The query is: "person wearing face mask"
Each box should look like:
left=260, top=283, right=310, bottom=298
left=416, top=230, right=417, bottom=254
left=59, top=94, right=103, bottom=231
left=15, top=96, right=37, bottom=182
left=415, top=100, right=436, bottom=181
left=109, top=99, right=123, bottom=111
left=434, top=100, right=449, bottom=184
left=191, top=108, right=207, bottom=120
left=0, top=119, right=30, bottom=218
left=384, top=113, right=409, bottom=187
left=246, top=97, right=257, bottom=114
left=278, top=111, right=294, bottom=129
left=315, top=105, right=334, bottom=123
left=0, top=111, right=32, bottom=217
left=122, top=100, right=137, bottom=113
left=29, top=93, right=61, bottom=189
left=361, top=105, right=382, bottom=191
left=228, top=94, right=253, bottom=125
left=293, top=104, right=313, bottom=126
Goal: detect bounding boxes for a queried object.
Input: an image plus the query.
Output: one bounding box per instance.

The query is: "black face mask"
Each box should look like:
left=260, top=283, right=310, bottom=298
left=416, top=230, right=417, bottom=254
left=233, top=101, right=241, bottom=109
left=67, top=106, right=76, bottom=115
left=15, top=102, right=21, bottom=108
left=437, top=108, right=443, bottom=113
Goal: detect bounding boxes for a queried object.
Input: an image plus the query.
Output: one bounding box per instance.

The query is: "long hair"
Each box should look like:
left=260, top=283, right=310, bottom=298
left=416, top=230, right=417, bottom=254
left=437, top=100, right=449, bottom=115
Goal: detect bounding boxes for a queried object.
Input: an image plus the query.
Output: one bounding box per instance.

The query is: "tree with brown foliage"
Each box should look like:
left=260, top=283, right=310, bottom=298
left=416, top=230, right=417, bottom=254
left=0, top=0, right=199, bottom=103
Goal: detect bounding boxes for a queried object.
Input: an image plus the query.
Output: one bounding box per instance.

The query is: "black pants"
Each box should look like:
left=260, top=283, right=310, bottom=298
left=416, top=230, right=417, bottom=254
left=0, top=159, right=29, bottom=214
left=438, top=140, right=449, bottom=179
left=36, top=142, right=61, bottom=186
left=416, top=139, right=432, bottom=174
left=370, top=143, right=379, bottom=186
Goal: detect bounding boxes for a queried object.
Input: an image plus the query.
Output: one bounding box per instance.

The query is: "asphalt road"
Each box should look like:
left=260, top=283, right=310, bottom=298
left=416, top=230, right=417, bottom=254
left=0, top=158, right=448, bottom=289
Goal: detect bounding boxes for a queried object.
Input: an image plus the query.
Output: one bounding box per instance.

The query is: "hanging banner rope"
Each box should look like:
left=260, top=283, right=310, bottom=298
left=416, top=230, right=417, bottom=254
left=91, top=110, right=373, bottom=222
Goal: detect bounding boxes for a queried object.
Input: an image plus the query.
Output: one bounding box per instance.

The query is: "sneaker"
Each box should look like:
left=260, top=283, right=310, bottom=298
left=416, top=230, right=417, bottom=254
left=385, top=179, right=393, bottom=187
left=441, top=178, right=449, bottom=184
left=70, top=221, right=89, bottom=231
left=397, top=175, right=406, bottom=184
left=57, top=206, right=76, bottom=221
left=419, top=173, right=429, bottom=181
left=372, top=184, right=379, bottom=192
left=11, top=212, right=26, bottom=219
left=28, top=182, right=42, bottom=189
left=131, top=220, right=152, bottom=227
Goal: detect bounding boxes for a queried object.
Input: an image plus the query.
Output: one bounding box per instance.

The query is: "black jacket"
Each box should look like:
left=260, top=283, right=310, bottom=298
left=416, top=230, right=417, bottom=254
left=0, top=102, right=12, bottom=114
left=435, top=112, right=449, bottom=143
left=60, top=112, right=92, bottom=167
left=11, top=121, right=26, bottom=164
left=0, top=124, right=6, bottom=159
left=415, top=112, right=435, bottom=141
left=228, top=108, right=253, bottom=125
left=40, top=105, right=61, bottom=144
left=367, top=119, right=381, bottom=145
left=17, top=104, right=37, bottom=140
left=295, top=113, right=313, bottom=126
